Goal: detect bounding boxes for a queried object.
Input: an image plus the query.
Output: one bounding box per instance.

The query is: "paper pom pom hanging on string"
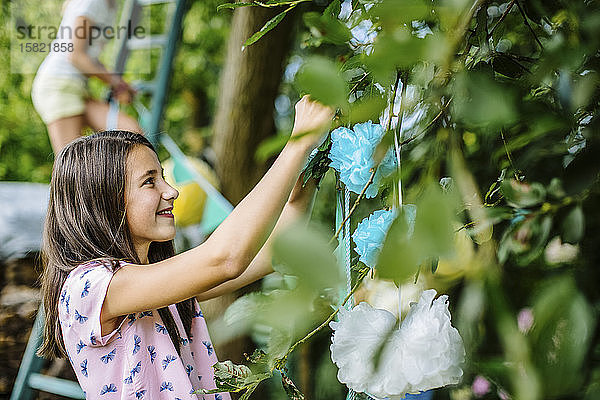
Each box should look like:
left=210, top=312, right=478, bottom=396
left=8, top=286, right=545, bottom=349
left=330, top=289, right=465, bottom=399
left=352, top=209, right=395, bottom=268
left=329, top=122, right=396, bottom=198
left=352, top=206, right=418, bottom=268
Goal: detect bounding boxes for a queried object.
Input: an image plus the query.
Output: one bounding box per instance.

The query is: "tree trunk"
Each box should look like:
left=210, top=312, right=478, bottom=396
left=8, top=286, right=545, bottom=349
left=208, top=7, right=296, bottom=383
left=213, top=6, right=296, bottom=204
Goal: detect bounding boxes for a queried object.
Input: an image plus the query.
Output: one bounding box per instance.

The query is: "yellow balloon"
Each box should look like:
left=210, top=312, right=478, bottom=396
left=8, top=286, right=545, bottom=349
left=162, top=157, right=220, bottom=227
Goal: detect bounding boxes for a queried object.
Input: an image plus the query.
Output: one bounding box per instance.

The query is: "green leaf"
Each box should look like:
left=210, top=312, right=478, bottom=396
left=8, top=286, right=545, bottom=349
left=244, top=9, right=289, bottom=47
left=377, top=206, right=420, bottom=284
left=492, top=54, right=525, bottom=78
left=224, top=292, right=270, bottom=333
left=451, top=70, right=518, bottom=131
left=196, top=360, right=271, bottom=396
left=547, top=178, right=566, bottom=199
left=500, top=179, right=546, bottom=208
left=217, top=2, right=255, bottom=11
left=530, top=276, right=595, bottom=396
left=255, top=134, right=290, bottom=162
left=499, top=215, right=552, bottom=266
left=272, top=222, right=342, bottom=292
left=213, top=360, right=252, bottom=382
left=303, top=11, right=351, bottom=45
left=562, top=205, right=584, bottom=244
left=267, top=328, right=293, bottom=367
left=239, top=383, right=261, bottom=400
left=323, top=0, right=341, bottom=18
left=413, top=185, right=456, bottom=258
left=302, top=136, right=332, bottom=187
left=469, top=4, right=488, bottom=47
left=295, top=56, right=349, bottom=109
left=564, top=141, right=600, bottom=195
left=347, top=94, right=387, bottom=124
left=378, top=185, right=457, bottom=283
left=369, top=0, right=432, bottom=28
left=365, top=30, right=426, bottom=84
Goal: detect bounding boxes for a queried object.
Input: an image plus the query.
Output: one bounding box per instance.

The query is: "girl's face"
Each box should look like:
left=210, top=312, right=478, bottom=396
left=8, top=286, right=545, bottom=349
left=125, top=145, right=179, bottom=261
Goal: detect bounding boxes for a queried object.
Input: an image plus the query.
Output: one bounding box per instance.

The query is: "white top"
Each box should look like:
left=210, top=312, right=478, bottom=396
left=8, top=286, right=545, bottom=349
left=36, top=0, right=117, bottom=80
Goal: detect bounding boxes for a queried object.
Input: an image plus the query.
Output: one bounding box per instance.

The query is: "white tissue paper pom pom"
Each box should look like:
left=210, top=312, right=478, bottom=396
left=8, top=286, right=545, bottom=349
left=330, top=289, right=465, bottom=399
left=329, top=302, right=397, bottom=393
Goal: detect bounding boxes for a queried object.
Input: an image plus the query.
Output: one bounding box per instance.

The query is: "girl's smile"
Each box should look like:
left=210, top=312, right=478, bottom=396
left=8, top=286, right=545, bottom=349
left=125, top=145, right=179, bottom=262
left=157, top=206, right=174, bottom=218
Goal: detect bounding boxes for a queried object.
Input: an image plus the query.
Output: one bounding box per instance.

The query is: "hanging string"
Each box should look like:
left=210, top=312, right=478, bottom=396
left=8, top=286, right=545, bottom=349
left=344, top=186, right=353, bottom=308
left=394, top=121, right=403, bottom=210
left=393, top=77, right=405, bottom=319
left=392, top=77, right=405, bottom=211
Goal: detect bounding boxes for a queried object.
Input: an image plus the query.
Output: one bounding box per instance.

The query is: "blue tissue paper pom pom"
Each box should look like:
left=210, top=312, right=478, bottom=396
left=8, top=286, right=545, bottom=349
left=352, top=209, right=396, bottom=268
left=352, top=205, right=418, bottom=268
left=329, top=122, right=396, bottom=198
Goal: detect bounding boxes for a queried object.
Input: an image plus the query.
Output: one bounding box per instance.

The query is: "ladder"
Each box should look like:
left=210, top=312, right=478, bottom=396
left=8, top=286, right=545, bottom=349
left=113, top=0, right=233, bottom=235
left=10, top=0, right=192, bottom=398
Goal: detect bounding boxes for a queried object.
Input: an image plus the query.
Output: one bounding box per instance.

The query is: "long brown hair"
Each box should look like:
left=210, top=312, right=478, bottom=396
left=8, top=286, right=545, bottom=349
left=38, top=130, right=194, bottom=359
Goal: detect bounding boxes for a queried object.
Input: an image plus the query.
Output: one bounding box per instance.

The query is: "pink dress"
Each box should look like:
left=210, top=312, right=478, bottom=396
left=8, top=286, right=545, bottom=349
left=58, top=261, right=232, bottom=400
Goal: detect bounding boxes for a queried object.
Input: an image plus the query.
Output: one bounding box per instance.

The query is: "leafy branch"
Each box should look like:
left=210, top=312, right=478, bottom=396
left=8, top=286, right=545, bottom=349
left=218, top=0, right=311, bottom=48
left=218, top=0, right=310, bottom=12
left=273, top=265, right=371, bottom=369
left=200, top=266, right=371, bottom=398
left=515, top=0, right=543, bottom=48
left=487, top=0, right=517, bottom=40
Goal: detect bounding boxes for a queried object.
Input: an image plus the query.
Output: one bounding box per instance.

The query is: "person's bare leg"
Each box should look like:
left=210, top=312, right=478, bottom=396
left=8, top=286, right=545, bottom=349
left=47, top=115, right=86, bottom=154
left=84, top=99, right=143, bottom=134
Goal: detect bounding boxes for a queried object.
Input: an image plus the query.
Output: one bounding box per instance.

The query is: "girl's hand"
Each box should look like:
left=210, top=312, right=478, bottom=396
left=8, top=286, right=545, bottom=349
left=290, top=95, right=334, bottom=151
left=111, top=78, right=136, bottom=104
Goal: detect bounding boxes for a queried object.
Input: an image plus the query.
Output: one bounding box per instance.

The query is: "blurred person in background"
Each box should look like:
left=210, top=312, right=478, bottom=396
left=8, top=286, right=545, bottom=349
left=32, top=0, right=142, bottom=154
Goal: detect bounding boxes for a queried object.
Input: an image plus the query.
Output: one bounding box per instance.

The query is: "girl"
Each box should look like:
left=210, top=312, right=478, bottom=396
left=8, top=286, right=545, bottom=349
left=32, top=0, right=141, bottom=154
left=38, top=96, right=333, bottom=399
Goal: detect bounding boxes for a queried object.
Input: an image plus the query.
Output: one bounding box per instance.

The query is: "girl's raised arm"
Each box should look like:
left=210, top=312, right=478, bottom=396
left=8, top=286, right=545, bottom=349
left=100, top=97, right=333, bottom=325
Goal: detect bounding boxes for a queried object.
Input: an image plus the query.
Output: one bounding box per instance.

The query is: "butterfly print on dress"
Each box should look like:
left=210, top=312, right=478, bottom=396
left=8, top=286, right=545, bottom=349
left=133, top=335, right=141, bottom=354
left=130, top=361, right=142, bottom=377
left=81, top=280, right=90, bottom=298
left=74, top=310, right=88, bottom=324
left=127, top=313, right=136, bottom=326
left=159, top=381, right=173, bottom=392
left=76, top=340, right=86, bottom=354
left=155, top=322, right=167, bottom=334
left=100, top=383, right=117, bottom=395
left=100, top=348, right=116, bottom=364
left=161, top=354, right=177, bottom=370
left=79, top=269, right=93, bottom=280
left=147, top=345, right=156, bottom=363
left=202, top=341, right=213, bottom=356
left=80, top=359, right=88, bottom=377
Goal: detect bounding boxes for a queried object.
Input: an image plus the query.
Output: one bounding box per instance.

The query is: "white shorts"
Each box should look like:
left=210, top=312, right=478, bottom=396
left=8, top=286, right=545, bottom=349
left=31, top=74, right=91, bottom=124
